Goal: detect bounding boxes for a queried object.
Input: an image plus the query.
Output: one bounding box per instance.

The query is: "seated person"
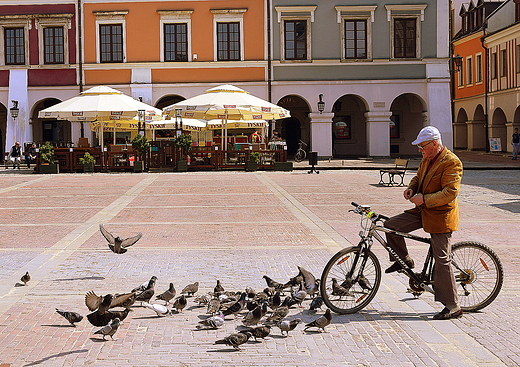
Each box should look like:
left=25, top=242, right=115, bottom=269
left=25, top=143, right=37, bottom=168
left=7, top=141, right=22, bottom=169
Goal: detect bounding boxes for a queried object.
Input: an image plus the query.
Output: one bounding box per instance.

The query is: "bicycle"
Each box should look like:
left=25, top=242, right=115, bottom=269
left=294, top=140, right=307, bottom=162
left=320, top=202, right=504, bottom=314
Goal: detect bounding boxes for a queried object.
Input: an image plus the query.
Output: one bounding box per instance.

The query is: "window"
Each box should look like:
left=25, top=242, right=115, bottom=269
left=284, top=20, right=307, bottom=60
left=516, top=45, right=520, bottom=74
left=99, top=24, right=123, bottom=63
left=394, top=18, right=416, bottom=58
left=4, top=27, right=25, bottom=65
left=43, top=27, right=64, bottom=64
left=333, top=117, right=351, bottom=139
left=216, top=22, right=240, bottom=61
left=515, top=0, right=520, bottom=22
left=164, top=23, right=188, bottom=61
left=476, top=53, right=483, bottom=83
left=500, top=49, right=507, bottom=77
left=491, top=52, right=497, bottom=79
left=466, top=56, right=473, bottom=85
left=275, top=6, right=316, bottom=62
left=390, top=115, right=400, bottom=139
left=344, top=20, right=366, bottom=59
left=458, top=62, right=464, bottom=87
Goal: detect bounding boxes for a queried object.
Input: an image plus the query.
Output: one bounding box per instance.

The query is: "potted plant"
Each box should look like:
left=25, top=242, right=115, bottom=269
left=38, top=141, right=59, bottom=174
left=247, top=151, right=260, bottom=171
left=131, top=134, right=150, bottom=172
left=174, top=134, right=193, bottom=172
left=79, top=152, right=95, bottom=173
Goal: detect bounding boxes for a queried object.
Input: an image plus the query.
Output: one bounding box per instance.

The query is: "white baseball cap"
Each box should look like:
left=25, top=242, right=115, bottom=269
left=412, top=126, right=441, bottom=145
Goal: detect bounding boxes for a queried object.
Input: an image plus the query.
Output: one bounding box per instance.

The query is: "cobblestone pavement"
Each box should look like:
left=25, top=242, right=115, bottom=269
left=0, top=168, right=518, bottom=367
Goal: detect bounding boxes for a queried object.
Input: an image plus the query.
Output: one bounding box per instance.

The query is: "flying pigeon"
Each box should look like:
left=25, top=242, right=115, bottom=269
left=172, top=295, right=187, bottom=313
left=132, top=276, right=157, bottom=293
left=85, top=291, right=135, bottom=312
left=55, top=308, right=83, bottom=326
left=277, top=318, right=302, bottom=336
left=93, top=317, right=121, bottom=340
left=215, top=331, right=252, bottom=351
left=21, top=272, right=30, bottom=286
left=181, top=282, right=199, bottom=296
left=156, top=283, right=176, bottom=305
left=99, top=224, right=142, bottom=254
left=304, top=309, right=332, bottom=332
left=142, top=302, right=170, bottom=317
left=297, top=266, right=320, bottom=297
left=196, top=311, right=225, bottom=330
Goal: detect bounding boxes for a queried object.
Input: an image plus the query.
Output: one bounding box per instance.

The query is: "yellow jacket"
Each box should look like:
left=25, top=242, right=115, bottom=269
left=407, top=147, right=462, bottom=233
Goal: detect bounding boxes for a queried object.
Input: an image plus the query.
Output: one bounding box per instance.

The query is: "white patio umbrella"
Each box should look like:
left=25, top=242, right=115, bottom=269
left=38, top=86, right=162, bottom=149
left=162, top=84, right=289, bottom=150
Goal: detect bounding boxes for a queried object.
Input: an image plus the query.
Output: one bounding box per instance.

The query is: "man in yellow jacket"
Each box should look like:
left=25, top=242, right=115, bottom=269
left=384, top=126, right=463, bottom=320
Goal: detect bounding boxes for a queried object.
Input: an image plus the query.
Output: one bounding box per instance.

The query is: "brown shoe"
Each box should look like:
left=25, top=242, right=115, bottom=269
left=433, top=307, right=463, bottom=320
left=385, top=259, right=414, bottom=273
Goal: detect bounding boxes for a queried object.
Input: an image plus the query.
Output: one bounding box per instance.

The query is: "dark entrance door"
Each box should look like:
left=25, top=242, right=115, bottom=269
left=42, top=121, right=59, bottom=142
left=283, top=118, right=301, bottom=157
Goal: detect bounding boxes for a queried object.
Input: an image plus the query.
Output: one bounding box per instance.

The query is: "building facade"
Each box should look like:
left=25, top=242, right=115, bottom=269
left=0, top=0, right=453, bottom=159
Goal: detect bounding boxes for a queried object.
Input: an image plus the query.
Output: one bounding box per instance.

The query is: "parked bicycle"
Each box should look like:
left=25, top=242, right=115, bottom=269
left=294, top=140, right=307, bottom=162
left=320, top=202, right=503, bottom=314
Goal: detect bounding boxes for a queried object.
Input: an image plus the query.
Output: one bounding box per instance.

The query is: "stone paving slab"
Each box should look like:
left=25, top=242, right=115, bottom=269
left=0, top=170, right=517, bottom=366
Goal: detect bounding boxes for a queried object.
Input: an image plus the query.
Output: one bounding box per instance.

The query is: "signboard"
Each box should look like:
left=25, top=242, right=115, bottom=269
left=489, top=138, right=502, bottom=152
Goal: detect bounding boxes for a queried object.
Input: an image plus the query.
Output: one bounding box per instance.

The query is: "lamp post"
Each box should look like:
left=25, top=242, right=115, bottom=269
left=10, top=100, right=19, bottom=119
left=317, top=94, right=325, bottom=114
left=175, top=108, right=183, bottom=137
left=452, top=55, right=463, bottom=72
left=137, top=109, right=145, bottom=136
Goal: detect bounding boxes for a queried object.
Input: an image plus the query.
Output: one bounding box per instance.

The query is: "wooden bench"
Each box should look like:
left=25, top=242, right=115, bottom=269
left=379, top=158, right=408, bottom=186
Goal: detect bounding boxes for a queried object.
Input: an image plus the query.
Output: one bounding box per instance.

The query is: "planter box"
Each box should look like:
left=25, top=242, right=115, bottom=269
left=246, top=160, right=258, bottom=172
left=39, top=164, right=59, bottom=174
left=83, top=163, right=95, bottom=173
left=176, top=160, right=188, bottom=172
left=273, top=162, right=293, bottom=171
left=133, top=160, right=145, bottom=173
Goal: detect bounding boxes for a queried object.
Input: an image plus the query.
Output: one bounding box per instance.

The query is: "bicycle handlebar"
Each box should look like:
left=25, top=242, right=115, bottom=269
left=350, top=202, right=389, bottom=221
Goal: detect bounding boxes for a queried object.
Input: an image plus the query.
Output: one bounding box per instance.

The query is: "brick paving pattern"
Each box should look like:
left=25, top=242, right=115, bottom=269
left=0, top=161, right=518, bottom=366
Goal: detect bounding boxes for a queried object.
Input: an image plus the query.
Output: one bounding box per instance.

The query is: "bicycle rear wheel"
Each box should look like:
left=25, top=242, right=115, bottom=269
left=320, top=246, right=381, bottom=314
left=451, top=241, right=503, bottom=312
left=294, top=149, right=306, bottom=162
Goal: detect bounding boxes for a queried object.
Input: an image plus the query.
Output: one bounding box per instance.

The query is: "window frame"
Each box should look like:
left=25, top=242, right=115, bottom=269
left=476, top=52, right=483, bottom=84
left=458, top=61, right=464, bottom=87
left=275, top=6, right=316, bottom=63
left=283, top=19, right=307, bottom=61
left=385, top=4, right=426, bottom=60
left=216, top=21, right=241, bottom=61
left=4, top=27, right=26, bottom=65
left=94, top=11, right=127, bottom=64
left=491, top=51, right=497, bottom=80
left=500, top=48, right=507, bottom=78
left=335, top=6, right=376, bottom=62
left=392, top=17, right=418, bottom=59
left=158, top=10, right=193, bottom=63
left=163, top=23, right=188, bottom=62
left=466, top=55, right=473, bottom=86
left=0, top=15, right=31, bottom=67
left=211, top=9, right=246, bottom=62
left=35, top=14, right=72, bottom=66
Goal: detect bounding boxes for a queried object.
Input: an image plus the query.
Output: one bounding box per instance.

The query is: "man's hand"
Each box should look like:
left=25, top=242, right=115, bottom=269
left=409, top=193, right=424, bottom=206
left=403, top=189, right=414, bottom=200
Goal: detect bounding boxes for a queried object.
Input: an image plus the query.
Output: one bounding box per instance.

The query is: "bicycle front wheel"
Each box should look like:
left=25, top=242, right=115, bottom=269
left=320, top=246, right=381, bottom=314
left=294, top=149, right=306, bottom=162
left=451, top=241, right=503, bottom=312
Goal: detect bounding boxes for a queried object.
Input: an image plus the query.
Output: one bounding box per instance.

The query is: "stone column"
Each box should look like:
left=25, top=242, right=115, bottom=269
left=7, top=69, right=29, bottom=150
left=309, top=112, right=333, bottom=158
left=365, top=111, right=392, bottom=157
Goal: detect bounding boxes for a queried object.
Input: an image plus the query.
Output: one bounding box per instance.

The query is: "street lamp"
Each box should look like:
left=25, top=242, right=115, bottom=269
left=317, top=94, right=325, bottom=114
left=10, top=100, right=19, bottom=119
left=175, top=108, right=183, bottom=136
left=137, top=109, right=145, bottom=135
left=452, top=55, right=463, bottom=73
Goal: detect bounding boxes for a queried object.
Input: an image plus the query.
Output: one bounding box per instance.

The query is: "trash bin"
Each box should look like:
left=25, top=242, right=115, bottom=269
left=309, top=152, right=318, bottom=166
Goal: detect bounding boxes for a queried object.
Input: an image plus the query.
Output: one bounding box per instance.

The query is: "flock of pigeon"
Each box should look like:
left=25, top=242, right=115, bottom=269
left=23, top=225, right=334, bottom=351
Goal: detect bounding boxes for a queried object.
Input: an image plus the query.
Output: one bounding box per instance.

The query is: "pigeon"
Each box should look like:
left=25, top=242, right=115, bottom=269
left=242, top=304, right=263, bottom=326
left=99, top=224, right=142, bottom=254
left=172, top=295, right=187, bottom=313
left=20, top=272, right=30, bottom=286
left=143, top=302, right=170, bottom=317
left=215, top=331, right=252, bottom=351
left=332, top=278, right=354, bottom=298
left=222, top=292, right=247, bottom=318
left=246, top=300, right=259, bottom=312
left=277, top=318, right=302, bottom=336
left=196, top=311, right=225, bottom=330
left=194, top=294, right=210, bottom=306
left=87, top=307, right=131, bottom=327
left=267, top=291, right=282, bottom=310
left=245, top=287, right=256, bottom=299
left=304, top=309, right=332, bottom=332
left=265, top=296, right=290, bottom=323
left=135, top=278, right=156, bottom=305
left=156, top=283, right=176, bottom=305
left=298, top=266, right=320, bottom=297
left=284, top=273, right=304, bottom=289
left=288, top=284, right=307, bottom=308
left=358, top=275, right=373, bottom=291
left=85, top=291, right=136, bottom=311
left=55, top=308, right=83, bottom=326
left=241, top=325, right=271, bottom=341
left=132, top=276, right=157, bottom=293
left=181, top=282, right=199, bottom=296
left=214, top=280, right=224, bottom=295
left=207, top=299, right=221, bottom=315
left=309, top=296, right=324, bottom=311
left=93, top=317, right=121, bottom=340
left=262, top=275, right=286, bottom=291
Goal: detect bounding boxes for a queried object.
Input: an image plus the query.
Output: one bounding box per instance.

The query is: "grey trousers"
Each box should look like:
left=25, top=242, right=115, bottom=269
left=384, top=211, right=459, bottom=306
